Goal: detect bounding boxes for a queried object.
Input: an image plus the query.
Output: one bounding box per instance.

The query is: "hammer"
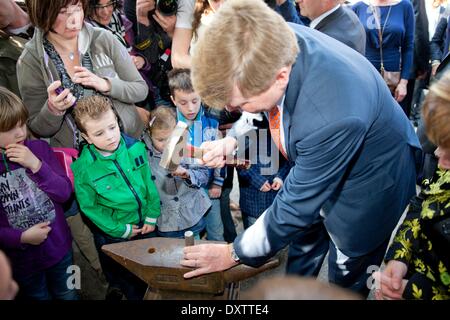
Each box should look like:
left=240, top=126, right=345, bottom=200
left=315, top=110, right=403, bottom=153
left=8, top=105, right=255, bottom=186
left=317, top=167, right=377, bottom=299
left=160, top=121, right=250, bottom=171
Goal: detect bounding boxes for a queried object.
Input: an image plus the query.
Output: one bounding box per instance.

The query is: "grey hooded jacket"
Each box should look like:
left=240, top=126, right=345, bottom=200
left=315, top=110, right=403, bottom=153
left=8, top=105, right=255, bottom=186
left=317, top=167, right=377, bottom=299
left=17, top=22, right=147, bottom=148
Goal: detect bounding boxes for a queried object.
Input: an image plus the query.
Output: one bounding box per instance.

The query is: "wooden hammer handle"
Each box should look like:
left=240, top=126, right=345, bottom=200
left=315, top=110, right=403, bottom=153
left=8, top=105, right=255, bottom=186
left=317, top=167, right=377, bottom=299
left=185, top=145, right=251, bottom=169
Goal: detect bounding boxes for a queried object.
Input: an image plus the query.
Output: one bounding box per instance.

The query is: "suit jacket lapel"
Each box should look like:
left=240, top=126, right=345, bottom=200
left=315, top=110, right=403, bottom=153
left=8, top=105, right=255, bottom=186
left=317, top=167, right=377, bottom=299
left=315, top=6, right=342, bottom=31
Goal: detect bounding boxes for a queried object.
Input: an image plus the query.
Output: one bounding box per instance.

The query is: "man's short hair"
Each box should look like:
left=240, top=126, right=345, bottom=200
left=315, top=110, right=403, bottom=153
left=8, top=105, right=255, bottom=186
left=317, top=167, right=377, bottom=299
left=422, top=70, right=450, bottom=149
left=191, top=0, right=299, bottom=108
left=74, top=95, right=114, bottom=133
left=26, top=0, right=88, bottom=33
left=0, top=86, right=29, bottom=132
left=167, top=68, right=194, bottom=97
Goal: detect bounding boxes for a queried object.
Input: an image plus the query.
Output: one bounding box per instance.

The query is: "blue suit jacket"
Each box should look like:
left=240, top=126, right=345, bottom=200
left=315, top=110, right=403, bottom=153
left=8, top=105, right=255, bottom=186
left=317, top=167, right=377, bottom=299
left=315, top=5, right=366, bottom=55
left=234, top=25, right=421, bottom=265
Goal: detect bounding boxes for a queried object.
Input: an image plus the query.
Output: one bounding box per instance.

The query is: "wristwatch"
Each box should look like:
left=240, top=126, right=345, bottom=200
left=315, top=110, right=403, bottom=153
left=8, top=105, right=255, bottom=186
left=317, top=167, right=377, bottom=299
left=229, top=243, right=240, bottom=262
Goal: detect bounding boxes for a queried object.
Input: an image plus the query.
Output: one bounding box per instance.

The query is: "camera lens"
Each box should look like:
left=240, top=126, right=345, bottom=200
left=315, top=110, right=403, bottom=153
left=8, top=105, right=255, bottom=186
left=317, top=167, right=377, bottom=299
left=157, top=0, right=178, bottom=16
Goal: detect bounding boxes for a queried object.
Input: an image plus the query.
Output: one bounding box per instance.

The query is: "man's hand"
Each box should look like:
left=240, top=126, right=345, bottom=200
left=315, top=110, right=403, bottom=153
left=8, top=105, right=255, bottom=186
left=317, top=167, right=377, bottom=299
left=20, top=222, right=52, bottom=245
left=431, top=63, right=440, bottom=77
left=208, top=184, right=222, bottom=199
left=260, top=181, right=271, bottom=192
left=136, top=0, right=155, bottom=26
left=181, top=243, right=239, bottom=278
left=153, top=10, right=176, bottom=37
left=200, top=137, right=238, bottom=168
left=73, top=66, right=111, bottom=93
left=5, top=144, right=42, bottom=173
left=47, top=81, right=76, bottom=115
left=373, top=260, right=408, bottom=300
left=271, top=177, right=283, bottom=191
left=141, top=224, right=155, bottom=234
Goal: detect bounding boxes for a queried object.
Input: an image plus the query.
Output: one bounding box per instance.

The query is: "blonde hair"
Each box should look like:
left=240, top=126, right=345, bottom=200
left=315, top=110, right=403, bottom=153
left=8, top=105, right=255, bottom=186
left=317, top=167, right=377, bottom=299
left=74, top=95, right=114, bottom=133
left=0, top=86, right=29, bottom=132
left=422, top=71, right=450, bottom=149
left=147, top=106, right=177, bottom=134
left=190, top=0, right=299, bottom=108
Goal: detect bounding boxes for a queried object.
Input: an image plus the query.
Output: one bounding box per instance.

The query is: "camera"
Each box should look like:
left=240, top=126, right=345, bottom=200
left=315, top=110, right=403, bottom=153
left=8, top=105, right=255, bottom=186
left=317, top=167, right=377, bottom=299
left=157, top=0, right=178, bottom=16
left=264, top=0, right=276, bottom=9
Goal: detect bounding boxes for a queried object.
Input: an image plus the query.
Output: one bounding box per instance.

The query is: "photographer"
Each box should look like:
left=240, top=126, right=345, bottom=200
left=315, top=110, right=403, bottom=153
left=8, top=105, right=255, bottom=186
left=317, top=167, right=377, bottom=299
left=124, top=0, right=179, bottom=106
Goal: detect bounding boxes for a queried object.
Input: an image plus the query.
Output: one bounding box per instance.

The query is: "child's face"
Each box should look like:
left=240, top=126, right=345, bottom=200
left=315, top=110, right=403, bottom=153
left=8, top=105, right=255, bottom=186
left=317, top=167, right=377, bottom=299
left=151, top=129, right=173, bottom=153
left=171, top=90, right=201, bottom=121
left=81, top=109, right=121, bottom=152
left=0, top=123, right=27, bottom=149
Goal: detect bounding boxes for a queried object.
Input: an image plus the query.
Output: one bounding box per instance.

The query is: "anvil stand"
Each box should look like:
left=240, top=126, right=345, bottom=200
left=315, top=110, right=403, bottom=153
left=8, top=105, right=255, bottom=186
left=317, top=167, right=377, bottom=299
left=102, top=237, right=279, bottom=300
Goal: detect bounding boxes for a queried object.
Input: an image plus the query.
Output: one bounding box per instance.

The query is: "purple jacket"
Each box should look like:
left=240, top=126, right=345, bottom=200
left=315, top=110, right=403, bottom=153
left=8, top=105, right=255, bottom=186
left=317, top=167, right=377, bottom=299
left=0, top=140, right=72, bottom=278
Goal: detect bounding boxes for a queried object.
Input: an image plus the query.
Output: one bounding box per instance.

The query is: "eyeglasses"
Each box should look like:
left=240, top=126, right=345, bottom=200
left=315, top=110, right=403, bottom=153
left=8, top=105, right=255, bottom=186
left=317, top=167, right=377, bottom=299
left=94, top=1, right=116, bottom=10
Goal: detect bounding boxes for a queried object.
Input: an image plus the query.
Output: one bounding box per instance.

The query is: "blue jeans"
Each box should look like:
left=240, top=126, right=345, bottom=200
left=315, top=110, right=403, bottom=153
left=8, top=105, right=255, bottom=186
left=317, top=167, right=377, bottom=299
left=241, top=213, right=258, bottom=230
left=220, top=187, right=237, bottom=242
left=205, top=198, right=224, bottom=241
left=157, top=217, right=206, bottom=239
left=93, top=230, right=155, bottom=300
left=15, top=250, right=79, bottom=300
left=286, top=222, right=390, bottom=296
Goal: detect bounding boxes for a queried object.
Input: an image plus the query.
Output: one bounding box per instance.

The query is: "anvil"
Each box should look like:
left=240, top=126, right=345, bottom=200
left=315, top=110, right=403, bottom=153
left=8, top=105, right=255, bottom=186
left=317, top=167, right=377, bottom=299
left=102, top=237, right=279, bottom=300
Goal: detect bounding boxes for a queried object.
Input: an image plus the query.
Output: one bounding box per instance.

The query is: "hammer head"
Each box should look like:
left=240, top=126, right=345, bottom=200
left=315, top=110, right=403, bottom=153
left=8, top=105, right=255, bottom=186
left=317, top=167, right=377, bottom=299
left=159, top=121, right=189, bottom=171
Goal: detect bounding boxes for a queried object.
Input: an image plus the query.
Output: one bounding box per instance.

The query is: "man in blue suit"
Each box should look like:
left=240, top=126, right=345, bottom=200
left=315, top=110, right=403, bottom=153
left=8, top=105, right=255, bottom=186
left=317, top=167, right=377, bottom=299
left=180, top=0, right=421, bottom=295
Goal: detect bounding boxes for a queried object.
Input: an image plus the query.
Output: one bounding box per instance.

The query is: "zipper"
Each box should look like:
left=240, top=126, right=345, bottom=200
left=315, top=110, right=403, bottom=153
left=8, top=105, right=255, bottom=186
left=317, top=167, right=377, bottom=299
left=112, top=160, right=143, bottom=228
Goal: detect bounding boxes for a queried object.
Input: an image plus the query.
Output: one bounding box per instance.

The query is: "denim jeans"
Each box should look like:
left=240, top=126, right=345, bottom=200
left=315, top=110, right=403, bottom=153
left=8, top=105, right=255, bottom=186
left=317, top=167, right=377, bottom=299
left=220, top=187, right=237, bottom=242
left=157, top=217, right=206, bottom=239
left=15, top=250, right=79, bottom=300
left=205, top=198, right=224, bottom=241
left=92, top=230, right=155, bottom=300
left=242, top=213, right=258, bottom=230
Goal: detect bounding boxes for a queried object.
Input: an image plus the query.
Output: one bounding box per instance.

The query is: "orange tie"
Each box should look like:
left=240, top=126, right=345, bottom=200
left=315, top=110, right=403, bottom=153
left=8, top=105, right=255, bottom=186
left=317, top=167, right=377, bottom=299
left=268, top=106, right=288, bottom=159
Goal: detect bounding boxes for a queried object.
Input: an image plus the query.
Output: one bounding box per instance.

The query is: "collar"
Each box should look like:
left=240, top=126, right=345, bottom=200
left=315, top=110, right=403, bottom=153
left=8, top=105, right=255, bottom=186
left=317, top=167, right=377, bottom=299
left=35, top=22, right=91, bottom=60
left=277, top=94, right=286, bottom=109
left=310, top=4, right=340, bottom=29
left=176, top=105, right=204, bottom=125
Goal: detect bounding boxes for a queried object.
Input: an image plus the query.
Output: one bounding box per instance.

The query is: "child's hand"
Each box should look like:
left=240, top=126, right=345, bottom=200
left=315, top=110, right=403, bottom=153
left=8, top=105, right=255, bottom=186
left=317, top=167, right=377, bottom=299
left=6, top=144, right=42, bottom=173
left=141, top=224, right=155, bottom=234
left=208, top=184, right=222, bottom=199
left=271, top=177, right=283, bottom=191
left=129, top=225, right=143, bottom=238
left=260, top=181, right=271, bottom=192
left=20, top=222, right=51, bottom=245
left=171, top=166, right=189, bottom=179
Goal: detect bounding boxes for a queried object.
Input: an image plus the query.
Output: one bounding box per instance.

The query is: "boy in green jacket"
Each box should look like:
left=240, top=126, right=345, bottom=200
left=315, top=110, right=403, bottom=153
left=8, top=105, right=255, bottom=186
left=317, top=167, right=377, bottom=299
left=71, top=95, right=160, bottom=300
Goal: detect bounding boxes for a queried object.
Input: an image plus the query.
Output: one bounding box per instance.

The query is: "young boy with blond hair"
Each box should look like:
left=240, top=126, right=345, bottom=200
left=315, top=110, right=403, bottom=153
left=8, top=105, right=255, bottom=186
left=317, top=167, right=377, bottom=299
left=71, top=95, right=160, bottom=300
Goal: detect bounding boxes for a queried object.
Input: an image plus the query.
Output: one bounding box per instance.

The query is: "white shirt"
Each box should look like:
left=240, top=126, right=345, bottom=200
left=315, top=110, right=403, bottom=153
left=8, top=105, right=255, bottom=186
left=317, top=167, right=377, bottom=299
left=309, top=4, right=341, bottom=29
left=175, top=0, right=195, bottom=29
left=277, top=95, right=287, bottom=155
left=425, top=1, right=448, bottom=41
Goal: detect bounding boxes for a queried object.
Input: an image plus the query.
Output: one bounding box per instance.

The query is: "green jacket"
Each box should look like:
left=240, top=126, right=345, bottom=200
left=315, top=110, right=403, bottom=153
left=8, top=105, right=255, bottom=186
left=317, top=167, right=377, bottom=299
left=72, top=134, right=160, bottom=239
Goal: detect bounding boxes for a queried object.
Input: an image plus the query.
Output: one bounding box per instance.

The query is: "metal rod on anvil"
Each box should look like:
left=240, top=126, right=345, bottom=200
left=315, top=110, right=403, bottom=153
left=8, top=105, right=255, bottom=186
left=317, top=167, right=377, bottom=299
left=184, top=231, right=195, bottom=247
